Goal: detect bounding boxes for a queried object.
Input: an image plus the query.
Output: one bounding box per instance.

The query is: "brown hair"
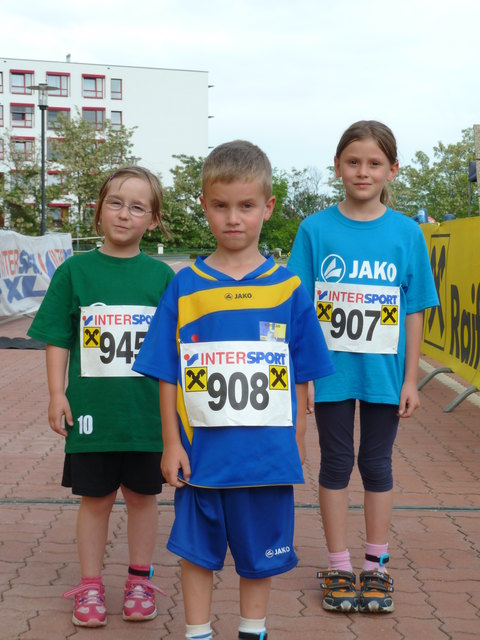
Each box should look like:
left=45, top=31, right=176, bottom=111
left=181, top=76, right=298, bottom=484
left=202, top=140, right=273, bottom=199
left=94, top=166, right=166, bottom=235
left=335, top=120, right=398, bottom=205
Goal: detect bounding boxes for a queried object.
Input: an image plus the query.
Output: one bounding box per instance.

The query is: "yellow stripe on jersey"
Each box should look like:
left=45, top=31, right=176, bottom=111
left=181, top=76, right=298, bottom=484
left=190, top=262, right=278, bottom=281
left=178, top=275, right=302, bottom=328
left=177, top=383, right=193, bottom=443
left=190, top=263, right=218, bottom=281
left=257, top=263, right=279, bottom=279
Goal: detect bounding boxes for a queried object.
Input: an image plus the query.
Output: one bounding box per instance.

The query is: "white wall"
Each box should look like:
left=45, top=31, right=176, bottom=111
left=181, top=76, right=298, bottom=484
left=0, top=57, right=209, bottom=183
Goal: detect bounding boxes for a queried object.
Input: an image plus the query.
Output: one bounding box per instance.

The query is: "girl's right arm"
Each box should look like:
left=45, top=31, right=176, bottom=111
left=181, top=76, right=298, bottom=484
left=46, top=344, right=73, bottom=437
left=159, top=380, right=191, bottom=488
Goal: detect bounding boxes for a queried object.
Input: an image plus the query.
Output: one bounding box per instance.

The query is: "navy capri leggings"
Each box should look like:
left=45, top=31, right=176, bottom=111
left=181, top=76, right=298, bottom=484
left=314, top=400, right=399, bottom=492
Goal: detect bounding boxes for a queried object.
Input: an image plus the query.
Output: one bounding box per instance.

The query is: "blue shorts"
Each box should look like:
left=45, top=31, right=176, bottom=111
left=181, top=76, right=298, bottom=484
left=167, top=485, right=297, bottom=579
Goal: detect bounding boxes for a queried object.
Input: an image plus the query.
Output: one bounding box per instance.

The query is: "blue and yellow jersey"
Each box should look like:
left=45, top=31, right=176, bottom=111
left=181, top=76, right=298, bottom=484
left=133, top=256, right=334, bottom=488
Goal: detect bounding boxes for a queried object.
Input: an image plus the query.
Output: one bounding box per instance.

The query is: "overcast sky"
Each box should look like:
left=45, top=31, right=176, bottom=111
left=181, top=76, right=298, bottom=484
left=2, top=0, right=479, bottom=187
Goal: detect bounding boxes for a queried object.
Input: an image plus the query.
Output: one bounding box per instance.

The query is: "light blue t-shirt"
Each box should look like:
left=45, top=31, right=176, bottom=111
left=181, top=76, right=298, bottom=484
left=288, top=205, right=439, bottom=405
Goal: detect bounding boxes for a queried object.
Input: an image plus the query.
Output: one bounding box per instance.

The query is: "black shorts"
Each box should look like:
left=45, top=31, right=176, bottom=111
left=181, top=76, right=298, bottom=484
left=62, top=451, right=164, bottom=497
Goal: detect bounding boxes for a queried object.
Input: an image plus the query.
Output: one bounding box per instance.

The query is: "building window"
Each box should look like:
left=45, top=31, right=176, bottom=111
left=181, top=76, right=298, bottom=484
left=50, top=206, right=63, bottom=225
left=47, top=72, right=70, bottom=97
left=11, top=103, right=35, bottom=128
left=111, top=78, right=122, bottom=100
left=47, top=171, right=68, bottom=194
left=10, top=70, right=34, bottom=95
left=0, top=72, right=3, bottom=93
left=0, top=139, right=4, bottom=161
left=47, top=107, right=70, bottom=130
left=48, top=204, right=71, bottom=226
left=82, top=107, right=105, bottom=130
left=47, top=138, right=64, bottom=162
left=111, top=111, right=122, bottom=130
left=0, top=104, right=4, bottom=127
left=11, top=137, right=35, bottom=161
left=47, top=171, right=60, bottom=186
left=82, top=74, right=105, bottom=99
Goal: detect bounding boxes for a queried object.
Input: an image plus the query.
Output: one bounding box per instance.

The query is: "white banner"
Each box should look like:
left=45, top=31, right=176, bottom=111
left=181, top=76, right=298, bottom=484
left=0, top=230, right=73, bottom=316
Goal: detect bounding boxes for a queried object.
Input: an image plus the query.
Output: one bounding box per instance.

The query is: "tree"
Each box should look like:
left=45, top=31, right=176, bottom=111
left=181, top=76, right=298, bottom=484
left=261, top=167, right=334, bottom=254
left=392, top=128, right=478, bottom=219
left=283, top=167, right=332, bottom=219
left=0, top=132, right=61, bottom=234
left=160, top=154, right=214, bottom=250
left=51, top=111, right=135, bottom=225
left=260, top=171, right=295, bottom=253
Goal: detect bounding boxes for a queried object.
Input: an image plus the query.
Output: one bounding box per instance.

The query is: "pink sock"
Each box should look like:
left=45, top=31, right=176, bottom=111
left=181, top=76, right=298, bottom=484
left=364, top=542, right=389, bottom=572
left=81, top=575, right=102, bottom=585
left=328, top=549, right=352, bottom=572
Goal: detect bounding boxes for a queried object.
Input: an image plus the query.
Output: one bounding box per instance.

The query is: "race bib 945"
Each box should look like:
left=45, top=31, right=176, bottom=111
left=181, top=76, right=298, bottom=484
left=80, top=304, right=155, bottom=377
left=315, top=282, right=400, bottom=354
left=180, top=340, right=293, bottom=427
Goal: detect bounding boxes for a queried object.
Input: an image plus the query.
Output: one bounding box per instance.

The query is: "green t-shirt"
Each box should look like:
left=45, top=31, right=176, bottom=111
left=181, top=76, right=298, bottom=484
left=28, top=249, right=174, bottom=454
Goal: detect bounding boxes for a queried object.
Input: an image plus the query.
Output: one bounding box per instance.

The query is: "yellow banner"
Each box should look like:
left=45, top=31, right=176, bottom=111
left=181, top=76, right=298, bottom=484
left=421, top=218, right=480, bottom=388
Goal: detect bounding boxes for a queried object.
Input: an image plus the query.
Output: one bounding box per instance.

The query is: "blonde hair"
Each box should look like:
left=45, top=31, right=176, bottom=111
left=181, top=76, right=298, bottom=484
left=202, top=140, right=272, bottom=199
left=94, top=166, right=166, bottom=235
left=335, top=121, right=398, bottom=205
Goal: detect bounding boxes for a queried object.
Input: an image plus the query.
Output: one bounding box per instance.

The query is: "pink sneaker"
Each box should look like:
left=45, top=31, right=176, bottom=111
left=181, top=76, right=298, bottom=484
left=122, top=576, right=167, bottom=621
left=62, top=582, right=107, bottom=627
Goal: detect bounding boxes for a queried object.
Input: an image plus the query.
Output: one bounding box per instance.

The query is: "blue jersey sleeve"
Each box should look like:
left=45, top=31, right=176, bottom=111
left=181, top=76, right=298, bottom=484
left=133, top=279, right=179, bottom=383
left=287, top=218, right=316, bottom=300
left=289, top=277, right=334, bottom=383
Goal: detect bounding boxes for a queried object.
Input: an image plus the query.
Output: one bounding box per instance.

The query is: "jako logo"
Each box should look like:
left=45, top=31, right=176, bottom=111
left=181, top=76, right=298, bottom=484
left=321, top=255, right=346, bottom=283
left=265, top=546, right=291, bottom=558
left=224, top=293, right=233, bottom=300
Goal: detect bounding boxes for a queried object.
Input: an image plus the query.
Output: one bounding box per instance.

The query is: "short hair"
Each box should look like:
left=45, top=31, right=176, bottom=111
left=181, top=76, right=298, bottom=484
left=202, top=140, right=273, bottom=199
left=335, top=121, right=398, bottom=205
left=94, top=165, right=166, bottom=235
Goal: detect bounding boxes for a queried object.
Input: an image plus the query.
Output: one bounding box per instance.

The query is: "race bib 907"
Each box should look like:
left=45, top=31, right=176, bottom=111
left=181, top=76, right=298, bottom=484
left=315, top=282, right=400, bottom=354
left=180, top=340, right=292, bottom=427
left=80, top=304, right=155, bottom=377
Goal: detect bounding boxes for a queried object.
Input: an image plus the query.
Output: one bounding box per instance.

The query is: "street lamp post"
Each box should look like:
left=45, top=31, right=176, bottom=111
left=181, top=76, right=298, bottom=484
left=29, top=83, right=56, bottom=235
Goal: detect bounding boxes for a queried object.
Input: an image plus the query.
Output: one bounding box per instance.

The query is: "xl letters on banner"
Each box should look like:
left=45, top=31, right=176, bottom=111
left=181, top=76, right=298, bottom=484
left=0, top=230, right=73, bottom=316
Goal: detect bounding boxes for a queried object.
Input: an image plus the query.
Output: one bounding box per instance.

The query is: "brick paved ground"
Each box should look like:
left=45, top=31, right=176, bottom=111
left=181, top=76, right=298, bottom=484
left=1, top=314, right=479, bottom=640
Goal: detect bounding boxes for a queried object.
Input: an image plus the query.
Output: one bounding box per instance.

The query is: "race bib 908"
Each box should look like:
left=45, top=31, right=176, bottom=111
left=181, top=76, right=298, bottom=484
left=180, top=340, right=292, bottom=427
left=80, top=304, right=155, bottom=377
left=315, top=282, right=400, bottom=354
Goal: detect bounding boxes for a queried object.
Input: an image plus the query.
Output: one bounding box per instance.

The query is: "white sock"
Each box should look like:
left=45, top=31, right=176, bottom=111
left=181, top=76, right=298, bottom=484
left=185, top=621, right=212, bottom=639
left=238, top=616, right=267, bottom=633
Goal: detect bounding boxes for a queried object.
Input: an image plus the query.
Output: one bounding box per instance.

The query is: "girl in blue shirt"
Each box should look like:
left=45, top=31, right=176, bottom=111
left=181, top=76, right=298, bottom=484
left=288, top=121, right=438, bottom=614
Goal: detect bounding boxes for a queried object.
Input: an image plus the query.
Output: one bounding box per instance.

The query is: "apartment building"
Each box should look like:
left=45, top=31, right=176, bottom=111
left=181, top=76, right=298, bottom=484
left=0, top=56, right=210, bottom=223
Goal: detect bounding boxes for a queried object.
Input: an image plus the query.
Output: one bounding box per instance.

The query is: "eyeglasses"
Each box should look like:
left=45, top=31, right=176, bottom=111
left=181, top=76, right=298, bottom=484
left=104, top=197, right=152, bottom=218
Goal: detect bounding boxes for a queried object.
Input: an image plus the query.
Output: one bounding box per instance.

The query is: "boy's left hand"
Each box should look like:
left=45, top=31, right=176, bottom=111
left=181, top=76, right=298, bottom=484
left=398, top=380, right=420, bottom=418
left=161, top=442, right=191, bottom=488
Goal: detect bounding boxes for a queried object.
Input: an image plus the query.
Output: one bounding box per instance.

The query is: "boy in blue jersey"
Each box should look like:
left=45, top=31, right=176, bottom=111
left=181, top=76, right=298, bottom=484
left=133, top=140, right=334, bottom=640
